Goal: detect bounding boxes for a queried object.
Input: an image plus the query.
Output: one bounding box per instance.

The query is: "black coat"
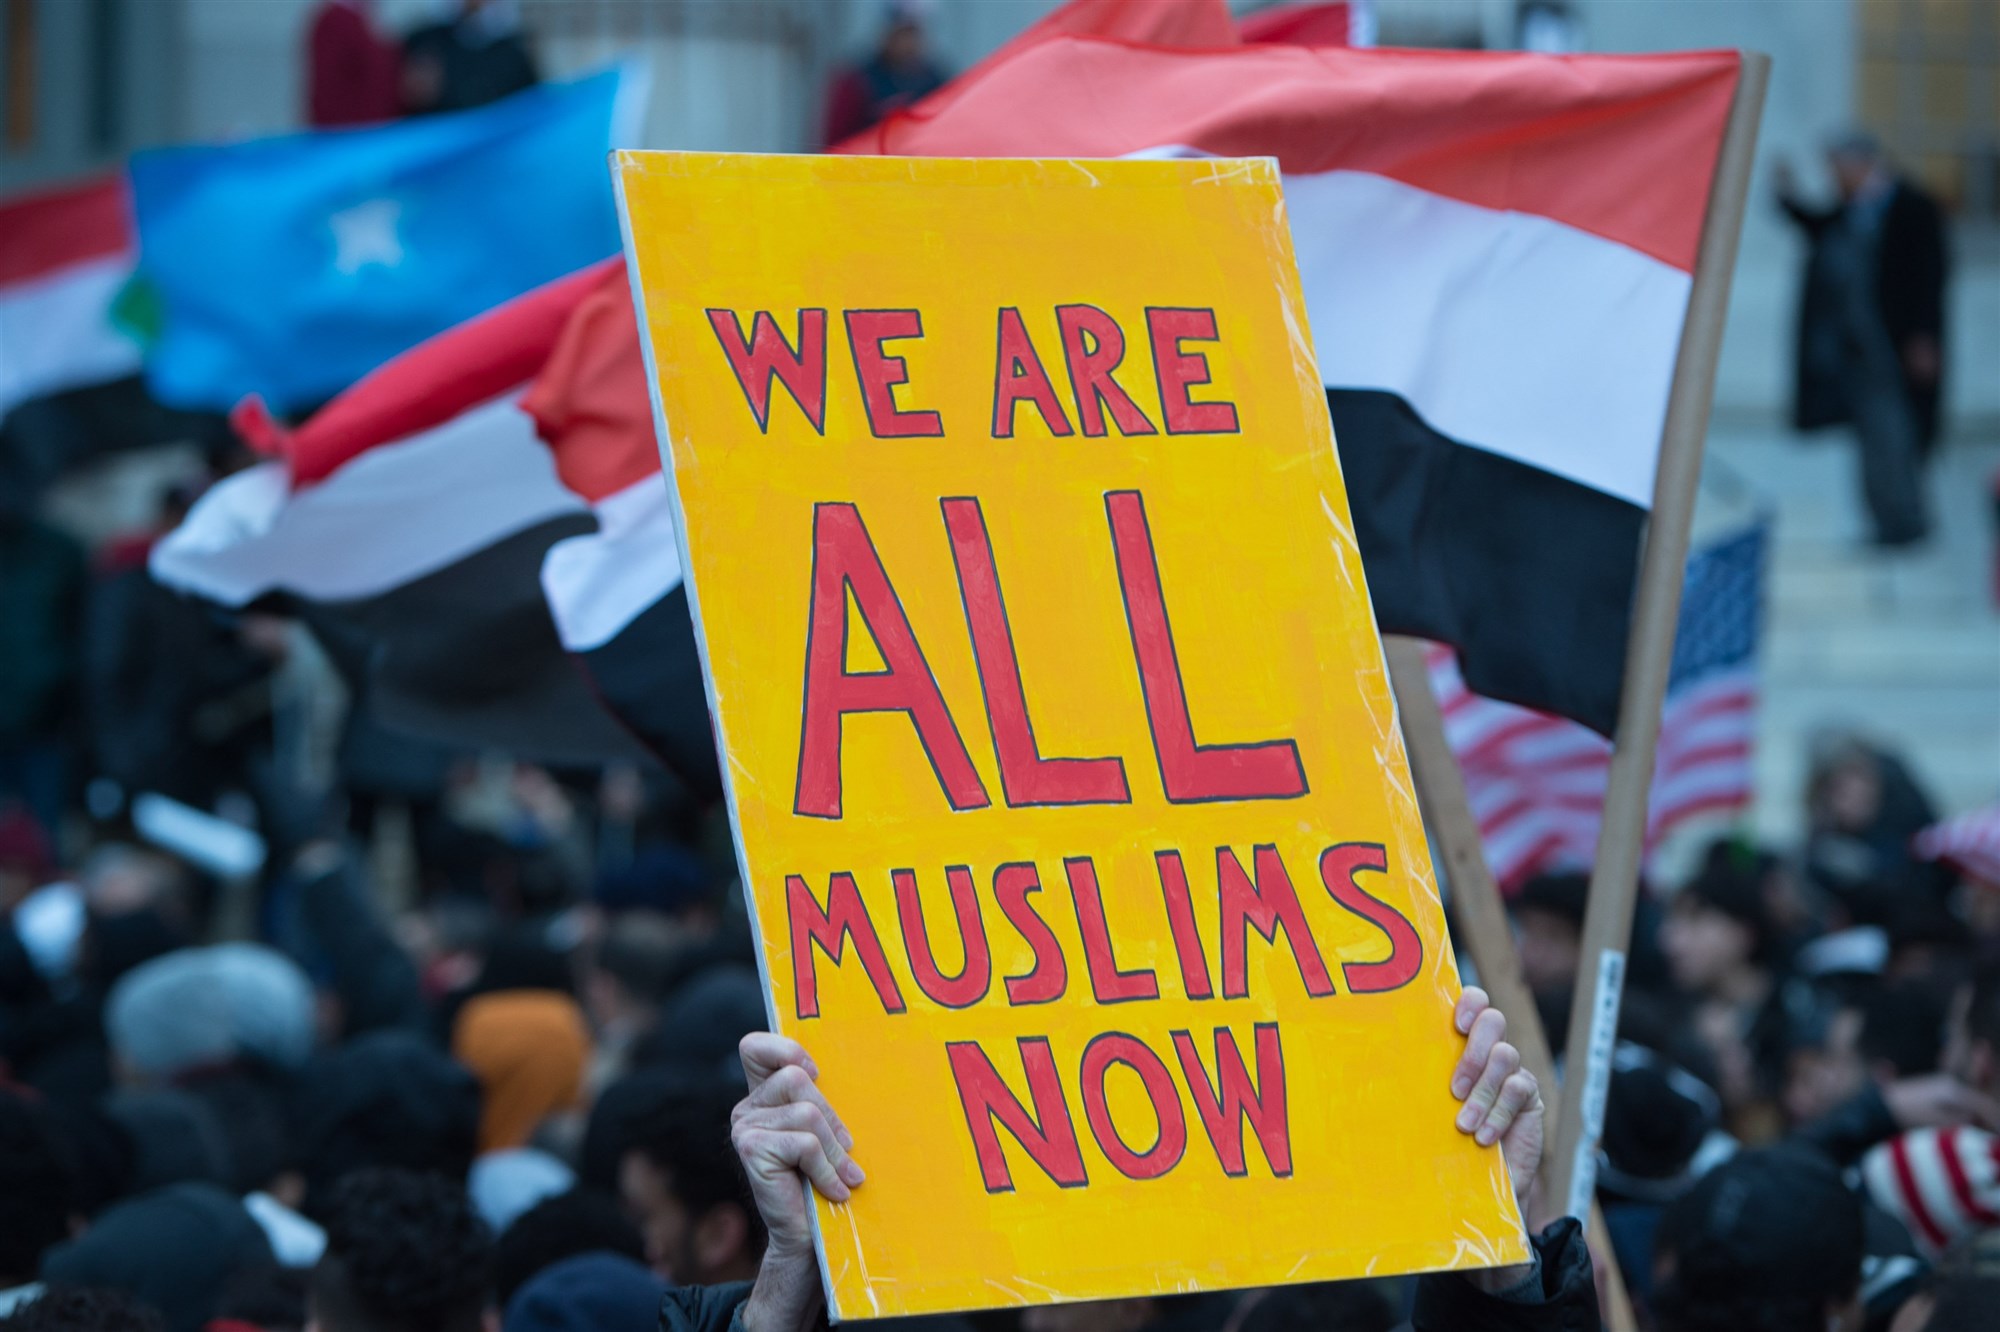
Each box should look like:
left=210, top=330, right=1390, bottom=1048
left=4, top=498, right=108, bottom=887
left=1783, top=179, right=1949, bottom=445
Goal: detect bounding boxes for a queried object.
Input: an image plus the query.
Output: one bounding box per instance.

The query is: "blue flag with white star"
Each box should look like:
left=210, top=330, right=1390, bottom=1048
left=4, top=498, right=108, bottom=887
left=129, top=67, right=635, bottom=412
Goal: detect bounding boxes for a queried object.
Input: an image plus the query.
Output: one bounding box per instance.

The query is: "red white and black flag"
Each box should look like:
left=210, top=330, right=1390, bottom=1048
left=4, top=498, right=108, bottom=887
left=149, top=261, right=663, bottom=770
left=0, top=175, right=224, bottom=493
left=844, top=38, right=1742, bottom=735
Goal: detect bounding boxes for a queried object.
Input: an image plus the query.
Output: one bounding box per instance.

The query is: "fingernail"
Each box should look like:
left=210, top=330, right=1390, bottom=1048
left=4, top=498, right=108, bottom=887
left=1456, top=1108, right=1477, bottom=1131
left=1477, top=1127, right=1497, bottom=1146
left=1451, top=1076, right=1471, bottom=1098
left=840, top=1159, right=866, bottom=1187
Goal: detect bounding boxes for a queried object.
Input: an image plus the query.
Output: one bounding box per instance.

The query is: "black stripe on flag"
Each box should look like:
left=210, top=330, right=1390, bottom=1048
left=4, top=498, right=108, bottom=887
left=574, top=584, right=723, bottom=800
left=299, top=516, right=659, bottom=768
left=1330, top=388, right=1644, bottom=736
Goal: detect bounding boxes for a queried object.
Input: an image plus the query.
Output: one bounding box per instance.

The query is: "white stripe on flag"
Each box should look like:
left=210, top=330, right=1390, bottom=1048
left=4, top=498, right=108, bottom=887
left=540, top=473, right=683, bottom=652
left=0, top=255, right=141, bottom=417
left=1286, top=170, right=1687, bottom=509
left=151, top=393, right=580, bottom=605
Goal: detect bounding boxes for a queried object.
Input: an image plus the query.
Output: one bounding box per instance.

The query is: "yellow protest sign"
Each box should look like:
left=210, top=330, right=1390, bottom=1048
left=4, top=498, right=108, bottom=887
left=614, top=150, right=1527, bottom=1319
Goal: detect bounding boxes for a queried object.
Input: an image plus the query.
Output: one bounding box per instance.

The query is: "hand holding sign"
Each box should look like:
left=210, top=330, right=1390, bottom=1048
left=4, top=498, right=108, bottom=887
left=730, top=992, right=1542, bottom=1328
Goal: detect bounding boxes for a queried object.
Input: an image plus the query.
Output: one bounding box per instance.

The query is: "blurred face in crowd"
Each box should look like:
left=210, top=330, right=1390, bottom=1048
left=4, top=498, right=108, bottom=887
left=1783, top=1006, right=1866, bottom=1126
left=1661, top=898, right=1756, bottom=995
left=1515, top=906, right=1581, bottom=996
left=1828, top=148, right=1879, bottom=201
left=882, top=20, right=926, bottom=70
left=618, top=1148, right=751, bottom=1285
left=1940, top=984, right=1996, bottom=1094
left=1817, top=755, right=1883, bottom=833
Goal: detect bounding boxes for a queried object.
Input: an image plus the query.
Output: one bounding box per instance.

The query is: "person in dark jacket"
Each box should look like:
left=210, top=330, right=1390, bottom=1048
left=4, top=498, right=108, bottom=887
left=661, top=989, right=1596, bottom=1332
left=401, top=0, right=538, bottom=116
left=1779, top=133, right=1949, bottom=547
left=820, top=8, right=948, bottom=148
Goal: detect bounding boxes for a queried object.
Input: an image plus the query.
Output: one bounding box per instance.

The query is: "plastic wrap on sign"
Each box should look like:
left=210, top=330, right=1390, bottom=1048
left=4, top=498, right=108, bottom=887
left=612, top=150, right=1528, bottom=1319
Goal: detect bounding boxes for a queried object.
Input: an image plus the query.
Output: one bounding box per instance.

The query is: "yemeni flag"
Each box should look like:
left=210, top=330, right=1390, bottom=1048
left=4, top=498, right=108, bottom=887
left=526, top=265, right=719, bottom=795
left=0, top=175, right=225, bottom=493
left=149, top=261, right=659, bottom=769
left=843, top=39, right=1742, bottom=734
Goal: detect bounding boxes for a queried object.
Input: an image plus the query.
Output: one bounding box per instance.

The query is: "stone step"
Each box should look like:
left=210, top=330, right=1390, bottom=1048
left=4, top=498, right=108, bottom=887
left=1764, top=622, right=2000, bottom=684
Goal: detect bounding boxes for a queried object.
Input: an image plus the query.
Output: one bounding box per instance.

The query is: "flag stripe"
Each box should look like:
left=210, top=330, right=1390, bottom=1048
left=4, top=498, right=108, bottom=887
left=152, top=394, right=582, bottom=605
left=1292, top=170, right=1686, bottom=507
left=0, top=255, right=141, bottom=419
left=540, top=475, right=682, bottom=653
left=857, top=38, right=1739, bottom=271
left=0, top=175, right=130, bottom=286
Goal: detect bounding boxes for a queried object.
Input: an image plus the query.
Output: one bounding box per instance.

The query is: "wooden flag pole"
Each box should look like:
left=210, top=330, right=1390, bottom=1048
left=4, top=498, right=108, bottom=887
left=1544, top=52, right=1770, bottom=1218
left=1384, top=637, right=1637, bottom=1332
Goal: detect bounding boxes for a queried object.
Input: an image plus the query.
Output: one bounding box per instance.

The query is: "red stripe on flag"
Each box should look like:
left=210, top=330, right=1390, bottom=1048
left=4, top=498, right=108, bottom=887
left=286, top=260, right=619, bottom=488
left=854, top=39, right=1739, bottom=271
left=0, top=174, right=131, bottom=288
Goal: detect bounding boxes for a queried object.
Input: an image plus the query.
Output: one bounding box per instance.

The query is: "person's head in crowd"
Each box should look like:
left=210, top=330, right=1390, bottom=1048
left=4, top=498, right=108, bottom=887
left=1511, top=872, right=1587, bottom=1000
left=1782, top=993, right=1869, bottom=1127
left=491, top=1189, right=644, bottom=1311
left=631, top=964, right=766, bottom=1081
left=308, top=1169, right=492, bottom=1332
left=617, top=1085, right=761, bottom=1284
left=42, top=1182, right=273, bottom=1332
left=498, top=1252, right=663, bottom=1332
left=593, top=846, right=714, bottom=922
left=580, top=912, right=686, bottom=1048
left=1653, top=1146, right=1865, bottom=1332
left=1941, top=960, right=2000, bottom=1096
left=0, top=1287, right=166, bottom=1332
left=1662, top=855, right=1776, bottom=1000
left=1890, top=1229, right=2000, bottom=1332
left=1885, top=896, right=1973, bottom=987
left=467, top=1148, right=573, bottom=1236
left=1863, top=1124, right=2000, bottom=1262
left=212, top=1263, right=308, bottom=1332
left=103, top=1089, right=232, bottom=1194
left=452, top=990, right=590, bottom=1154
left=0, top=1093, right=74, bottom=1292
left=105, top=944, right=316, bottom=1086
left=291, top=1030, right=481, bottom=1214
left=1862, top=980, right=1950, bottom=1083
left=1826, top=129, right=1887, bottom=202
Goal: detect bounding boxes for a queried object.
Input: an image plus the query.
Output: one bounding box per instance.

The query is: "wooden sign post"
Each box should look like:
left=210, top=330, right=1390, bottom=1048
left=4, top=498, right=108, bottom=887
left=1543, top=53, right=1770, bottom=1216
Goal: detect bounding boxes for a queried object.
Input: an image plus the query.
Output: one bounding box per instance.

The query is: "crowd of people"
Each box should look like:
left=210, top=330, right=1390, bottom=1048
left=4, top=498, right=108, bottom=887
left=3, top=444, right=1998, bottom=1332
left=0, top=6, right=1990, bottom=1332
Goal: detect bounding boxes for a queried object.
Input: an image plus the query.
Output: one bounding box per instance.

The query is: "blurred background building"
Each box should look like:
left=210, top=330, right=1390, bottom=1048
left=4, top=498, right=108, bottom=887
left=3, top=0, right=1996, bottom=843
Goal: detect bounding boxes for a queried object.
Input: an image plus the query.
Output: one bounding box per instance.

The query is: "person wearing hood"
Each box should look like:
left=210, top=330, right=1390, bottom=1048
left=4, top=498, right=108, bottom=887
left=40, top=1182, right=273, bottom=1332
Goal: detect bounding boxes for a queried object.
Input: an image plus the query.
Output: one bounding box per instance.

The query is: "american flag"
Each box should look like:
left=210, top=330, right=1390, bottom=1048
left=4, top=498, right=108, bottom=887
left=1916, top=804, right=2000, bottom=888
left=1425, top=519, right=1768, bottom=890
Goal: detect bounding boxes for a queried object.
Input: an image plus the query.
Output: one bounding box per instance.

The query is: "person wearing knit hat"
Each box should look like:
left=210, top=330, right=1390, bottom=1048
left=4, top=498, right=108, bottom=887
left=105, top=945, right=316, bottom=1083
left=1652, top=1145, right=1866, bottom=1332
left=452, top=990, right=592, bottom=1154
left=501, top=1252, right=665, bottom=1332
left=40, top=1182, right=273, bottom=1332
left=1862, top=1126, right=2000, bottom=1259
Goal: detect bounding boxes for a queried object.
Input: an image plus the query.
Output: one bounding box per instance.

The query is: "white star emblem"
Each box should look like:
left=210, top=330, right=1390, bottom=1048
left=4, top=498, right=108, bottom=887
left=329, top=198, right=405, bottom=276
